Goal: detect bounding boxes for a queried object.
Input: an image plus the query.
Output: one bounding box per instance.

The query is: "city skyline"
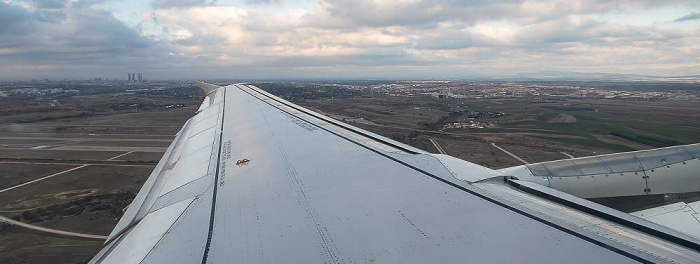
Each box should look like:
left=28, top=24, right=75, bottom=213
left=0, top=0, right=698, bottom=80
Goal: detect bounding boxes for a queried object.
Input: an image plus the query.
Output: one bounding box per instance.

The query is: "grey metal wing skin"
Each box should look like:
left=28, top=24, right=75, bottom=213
left=90, top=83, right=700, bottom=263
left=499, top=144, right=700, bottom=241
left=500, top=144, right=700, bottom=198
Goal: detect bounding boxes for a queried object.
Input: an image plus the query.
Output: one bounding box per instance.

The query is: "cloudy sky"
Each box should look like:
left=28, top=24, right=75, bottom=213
left=0, top=0, right=698, bottom=80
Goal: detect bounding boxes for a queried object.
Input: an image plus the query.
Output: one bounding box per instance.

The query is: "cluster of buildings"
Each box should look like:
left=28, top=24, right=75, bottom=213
left=0, top=88, right=79, bottom=98
left=127, top=73, right=145, bottom=83
left=328, top=81, right=698, bottom=101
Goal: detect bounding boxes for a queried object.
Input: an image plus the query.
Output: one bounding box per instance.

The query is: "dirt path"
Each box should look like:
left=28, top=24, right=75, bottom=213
left=429, top=138, right=447, bottom=154
left=560, top=152, right=575, bottom=159
left=547, top=113, right=577, bottom=123
left=491, top=143, right=529, bottom=165
left=0, top=215, right=107, bottom=240
left=106, top=151, right=135, bottom=160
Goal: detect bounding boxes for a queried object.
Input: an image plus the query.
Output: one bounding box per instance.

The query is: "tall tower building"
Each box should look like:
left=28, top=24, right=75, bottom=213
left=128, top=73, right=132, bottom=81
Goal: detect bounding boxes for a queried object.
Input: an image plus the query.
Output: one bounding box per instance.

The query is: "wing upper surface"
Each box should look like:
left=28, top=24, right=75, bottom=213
left=91, top=84, right=700, bottom=264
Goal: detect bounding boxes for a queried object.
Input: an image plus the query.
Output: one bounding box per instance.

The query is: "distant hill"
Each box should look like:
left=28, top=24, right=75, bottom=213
left=489, top=71, right=700, bottom=82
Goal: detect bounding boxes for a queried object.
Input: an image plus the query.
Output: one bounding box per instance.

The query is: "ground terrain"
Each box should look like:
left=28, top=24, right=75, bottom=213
left=0, top=80, right=698, bottom=263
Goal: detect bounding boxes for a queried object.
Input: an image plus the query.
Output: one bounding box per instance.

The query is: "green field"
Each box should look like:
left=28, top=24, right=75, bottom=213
left=504, top=110, right=700, bottom=151
left=0, top=163, right=76, bottom=190
left=450, top=97, right=700, bottom=152
left=66, top=140, right=172, bottom=147
left=0, top=139, right=64, bottom=145
left=0, top=228, right=103, bottom=264
left=0, top=165, right=151, bottom=211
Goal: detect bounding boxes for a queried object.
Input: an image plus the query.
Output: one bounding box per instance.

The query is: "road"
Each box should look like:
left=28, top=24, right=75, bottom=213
left=491, top=143, right=529, bottom=165
left=0, top=165, right=89, bottom=194
left=0, top=215, right=107, bottom=240
left=428, top=138, right=447, bottom=154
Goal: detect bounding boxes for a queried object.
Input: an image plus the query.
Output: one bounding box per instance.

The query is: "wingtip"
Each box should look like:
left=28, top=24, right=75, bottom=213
left=194, top=81, right=221, bottom=93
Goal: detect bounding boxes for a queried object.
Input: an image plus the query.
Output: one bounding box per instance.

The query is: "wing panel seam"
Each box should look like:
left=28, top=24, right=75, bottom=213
left=200, top=87, right=226, bottom=264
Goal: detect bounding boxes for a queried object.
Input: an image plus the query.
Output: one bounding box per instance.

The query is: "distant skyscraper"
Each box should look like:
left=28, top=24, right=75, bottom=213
left=128, top=73, right=132, bottom=81
left=138, top=73, right=142, bottom=82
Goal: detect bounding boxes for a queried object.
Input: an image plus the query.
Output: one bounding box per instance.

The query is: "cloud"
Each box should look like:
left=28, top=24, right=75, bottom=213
left=414, top=30, right=493, bottom=50
left=152, top=0, right=217, bottom=9
left=674, top=12, right=700, bottom=22
left=0, top=2, right=37, bottom=42
left=0, top=1, right=161, bottom=77
left=0, top=0, right=699, bottom=80
left=246, top=0, right=282, bottom=4
left=32, top=0, right=68, bottom=9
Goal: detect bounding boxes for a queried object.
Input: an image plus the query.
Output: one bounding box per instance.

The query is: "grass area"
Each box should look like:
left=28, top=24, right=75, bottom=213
left=45, top=107, right=196, bottom=136
left=115, top=151, right=165, bottom=162
left=0, top=139, right=65, bottom=145
left=0, top=132, right=175, bottom=140
left=66, top=140, right=172, bottom=147
left=12, top=192, right=134, bottom=235
left=504, top=110, right=700, bottom=151
left=0, top=227, right=103, bottom=264
left=304, top=95, right=458, bottom=130
left=0, top=165, right=152, bottom=211
left=536, top=112, right=558, bottom=121
left=0, top=150, right=124, bottom=160
left=0, top=163, right=76, bottom=189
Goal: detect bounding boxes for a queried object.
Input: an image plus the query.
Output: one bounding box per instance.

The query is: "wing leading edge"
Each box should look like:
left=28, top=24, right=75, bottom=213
left=90, top=83, right=700, bottom=263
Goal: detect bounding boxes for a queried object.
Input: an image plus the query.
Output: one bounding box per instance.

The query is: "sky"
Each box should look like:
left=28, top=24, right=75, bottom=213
left=0, top=0, right=698, bottom=80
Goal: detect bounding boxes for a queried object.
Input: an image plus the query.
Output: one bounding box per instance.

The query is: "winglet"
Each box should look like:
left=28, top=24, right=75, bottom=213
left=194, top=81, right=221, bottom=94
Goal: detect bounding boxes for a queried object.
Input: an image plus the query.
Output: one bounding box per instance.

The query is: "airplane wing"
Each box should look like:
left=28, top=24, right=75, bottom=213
left=632, top=201, right=700, bottom=239
left=499, top=144, right=700, bottom=199
left=89, top=83, right=700, bottom=263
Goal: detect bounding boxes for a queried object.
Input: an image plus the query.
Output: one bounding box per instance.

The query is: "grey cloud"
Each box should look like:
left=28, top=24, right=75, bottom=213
left=0, top=2, right=37, bottom=41
left=674, top=12, right=700, bottom=22
left=301, top=0, right=692, bottom=30
left=415, top=30, right=492, bottom=50
left=0, top=1, right=160, bottom=69
left=247, top=49, right=428, bottom=69
left=517, top=21, right=597, bottom=45
left=246, top=0, right=281, bottom=4
left=1, top=0, right=698, bottom=80
left=36, top=9, right=67, bottom=23
left=152, top=0, right=217, bottom=9
left=32, top=0, right=68, bottom=9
